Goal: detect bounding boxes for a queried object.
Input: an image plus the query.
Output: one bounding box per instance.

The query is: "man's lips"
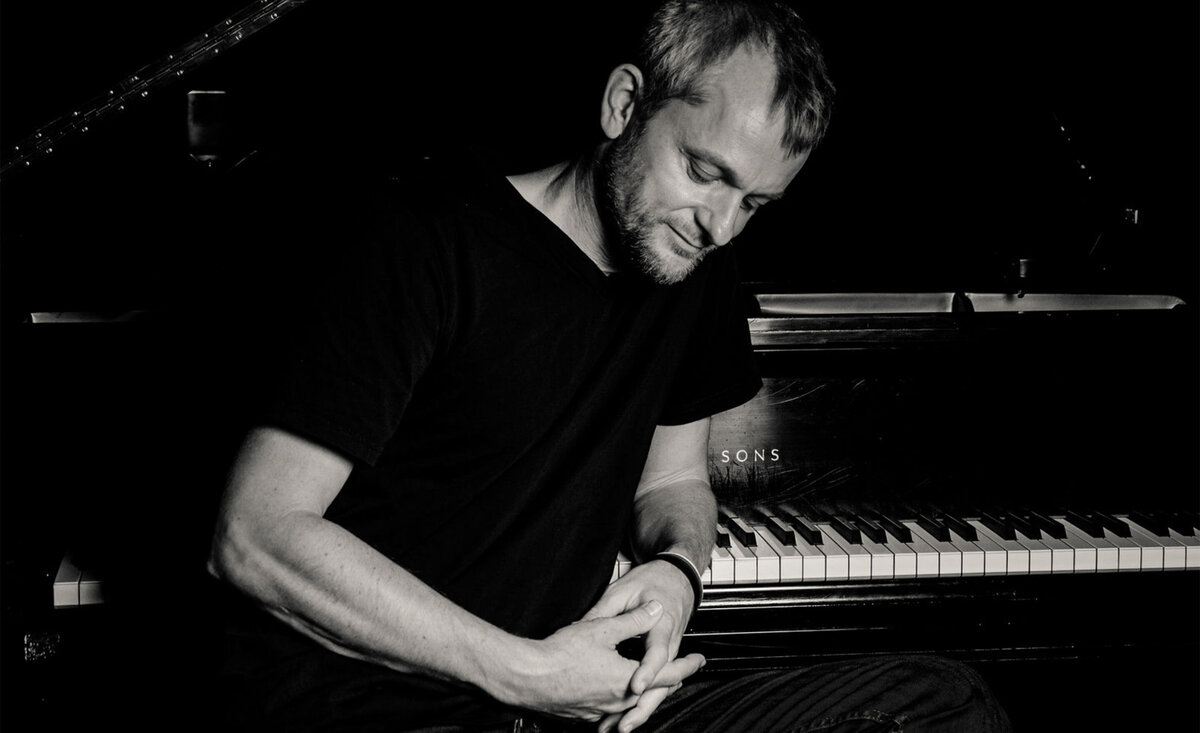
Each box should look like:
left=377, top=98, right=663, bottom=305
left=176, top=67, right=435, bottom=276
left=666, top=223, right=704, bottom=252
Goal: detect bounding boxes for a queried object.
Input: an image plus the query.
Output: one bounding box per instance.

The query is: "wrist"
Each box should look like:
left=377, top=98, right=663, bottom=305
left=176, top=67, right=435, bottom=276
left=465, top=631, right=544, bottom=706
left=654, top=551, right=703, bottom=613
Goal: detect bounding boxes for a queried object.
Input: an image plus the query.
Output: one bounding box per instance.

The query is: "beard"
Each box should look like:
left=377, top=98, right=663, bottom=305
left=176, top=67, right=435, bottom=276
left=599, top=121, right=713, bottom=285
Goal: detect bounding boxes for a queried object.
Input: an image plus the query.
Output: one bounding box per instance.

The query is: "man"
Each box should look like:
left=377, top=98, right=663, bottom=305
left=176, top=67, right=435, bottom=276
left=208, top=2, right=1009, bottom=731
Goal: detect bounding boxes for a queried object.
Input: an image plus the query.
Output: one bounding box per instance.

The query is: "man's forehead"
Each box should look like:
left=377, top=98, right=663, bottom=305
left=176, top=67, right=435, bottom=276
left=700, top=44, right=780, bottom=101
left=664, top=48, right=804, bottom=192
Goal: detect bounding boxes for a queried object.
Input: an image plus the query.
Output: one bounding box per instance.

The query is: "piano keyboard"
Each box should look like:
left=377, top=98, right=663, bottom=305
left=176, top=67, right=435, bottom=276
left=52, top=506, right=1199, bottom=608
left=610, top=505, right=1200, bottom=590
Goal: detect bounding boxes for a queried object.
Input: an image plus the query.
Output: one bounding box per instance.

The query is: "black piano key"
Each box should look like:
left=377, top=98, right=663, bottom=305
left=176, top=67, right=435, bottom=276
left=1093, top=511, right=1133, bottom=538
left=794, top=502, right=833, bottom=523
left=866, top=509, right=912, bottom=543
left=751, top=504, right=801, bottom=546
left=941, top=514, right=978, bottom=542
left=788, top=515, right=824, bottom=546
left=827, top=515, right=863, bottom=544
left=978, top=509, right=1016, bottom=541
left=915, top=512, right=951, bottom=542
left=1166, top=511, right=1199, bottom=536
left=718, top=506, right=757, bottom=547
left=1025, top=509, right=1068, bottom=540
left=777, top=503, right=825, bottom=545
left=1002, top=509, right=1042, bottom=540
left=763, top=515, right=799, bottom=546
left=1127, top=510, right=1171, bottom=538
left=715, top=525, right=732, bottom=548
left=1064, top=509, right=1105, bottom=538
left=847, top=513, right=887, bottom=544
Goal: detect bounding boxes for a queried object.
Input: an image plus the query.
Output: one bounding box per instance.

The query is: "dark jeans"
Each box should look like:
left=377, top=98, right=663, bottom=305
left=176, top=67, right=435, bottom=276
left=450, top=655, right=1012, bottom=733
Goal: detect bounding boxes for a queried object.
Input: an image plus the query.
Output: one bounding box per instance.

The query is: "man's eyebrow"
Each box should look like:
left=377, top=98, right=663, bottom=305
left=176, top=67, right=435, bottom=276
left=684, top=146, right=786, bottom=201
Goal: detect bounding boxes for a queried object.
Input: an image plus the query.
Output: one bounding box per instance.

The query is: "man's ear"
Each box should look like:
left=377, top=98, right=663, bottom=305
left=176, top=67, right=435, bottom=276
left=600, top=64, right=643, bottom=140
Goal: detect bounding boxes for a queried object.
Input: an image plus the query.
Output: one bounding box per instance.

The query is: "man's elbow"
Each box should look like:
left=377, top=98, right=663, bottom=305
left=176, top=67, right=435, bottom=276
left=206, top=510, right=262, bottom=594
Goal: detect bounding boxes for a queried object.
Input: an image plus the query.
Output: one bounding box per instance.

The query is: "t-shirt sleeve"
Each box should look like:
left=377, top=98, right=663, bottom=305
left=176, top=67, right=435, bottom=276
left=257, top=189, right=454, bottom=466
left=657, top=248, right=762, bottom=426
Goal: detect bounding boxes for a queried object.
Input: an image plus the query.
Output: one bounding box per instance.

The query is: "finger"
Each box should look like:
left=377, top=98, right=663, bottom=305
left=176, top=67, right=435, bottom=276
left=644, top=653, right=705, bottom=689
left=614, top=683, right=681, bottom=733
left=598, top=600, right=662, bottom=644
left=629, top=618, right=680, bottom=694
left=598, top=711, right=623, bottom=733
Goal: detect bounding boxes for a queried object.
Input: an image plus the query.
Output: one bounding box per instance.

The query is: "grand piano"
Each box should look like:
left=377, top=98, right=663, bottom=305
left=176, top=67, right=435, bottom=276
left=3, top=2, right=1197, bottom=731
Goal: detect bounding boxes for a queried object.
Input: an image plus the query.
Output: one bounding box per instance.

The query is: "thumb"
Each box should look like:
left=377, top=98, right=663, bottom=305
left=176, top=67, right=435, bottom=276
left=598, top=600, right=663, bottom=645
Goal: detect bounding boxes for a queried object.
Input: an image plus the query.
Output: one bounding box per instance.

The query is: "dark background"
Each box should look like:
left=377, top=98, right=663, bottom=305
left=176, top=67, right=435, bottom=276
left=1, top=1, right=1197, bottom=311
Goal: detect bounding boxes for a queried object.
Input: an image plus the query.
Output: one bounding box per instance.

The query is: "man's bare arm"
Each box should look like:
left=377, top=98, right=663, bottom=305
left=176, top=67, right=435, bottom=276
left=586, top=418, right=717, bottom=732
left=208, top=425, right=695, bottom=721
left=628, top=417, right=717, bottom=575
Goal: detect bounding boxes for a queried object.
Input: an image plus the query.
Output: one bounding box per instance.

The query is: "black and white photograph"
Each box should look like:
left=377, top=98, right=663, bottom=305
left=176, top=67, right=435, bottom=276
left=2, top=2, right=1197, bottom=731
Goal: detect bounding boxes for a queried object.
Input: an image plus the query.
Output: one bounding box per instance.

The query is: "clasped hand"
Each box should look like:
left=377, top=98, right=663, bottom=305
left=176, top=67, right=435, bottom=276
left=504, top=559, right=701, bottom=729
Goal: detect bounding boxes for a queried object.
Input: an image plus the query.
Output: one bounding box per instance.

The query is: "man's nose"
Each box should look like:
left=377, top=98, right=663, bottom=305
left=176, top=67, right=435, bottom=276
left=697, top=191, right=742, bottom=247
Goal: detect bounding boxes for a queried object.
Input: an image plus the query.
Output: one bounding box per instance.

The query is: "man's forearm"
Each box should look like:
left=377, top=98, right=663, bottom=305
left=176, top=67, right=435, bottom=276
left=628, top=477, right=717, bottom=575
left=207, top=427, right=554, bottom=711
left=211, top=505, right=680, bottom=721
left=210, top=504, right=529, bottom=695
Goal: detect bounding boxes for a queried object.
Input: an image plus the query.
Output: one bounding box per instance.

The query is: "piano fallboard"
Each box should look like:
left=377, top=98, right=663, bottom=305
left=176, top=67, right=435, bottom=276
left=685, top=573, right=1199, bottom=669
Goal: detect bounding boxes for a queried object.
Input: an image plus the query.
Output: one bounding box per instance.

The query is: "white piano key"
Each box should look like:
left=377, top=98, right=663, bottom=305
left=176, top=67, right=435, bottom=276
left=1120, top=520, right=1177, bottom=570
left=948, top=529, right=986, bottom=576
left=1168, top=529, right=1200, bottom=569
left=859, top=536, right=896, bottom=579
left=902, top=530, right=941, bottom=577
left=616, top=551, right=632, bottom=579
left=1046, top=516, right=1097, bottom=572
left=1035, top=534, right=1077, bottom=573
left=709, top=546, right=735, bottom=586
left=726, top=535, right=759, bottom=584
left=746, top=525, right=782, bottom=583
left=79, top=571, right=105, bottom=605
left=814, top=526, right=850, bottom=581
left=904, top=521, right=961, bottom=577
left=963, top=522, right=1008, bottom=575
left=1101, top=529, right=1143, bottom=571
left=793, top=535, right=828, bottom=582
left=1013, top=531, right=1053, bottom=574
left=1123, top=515, right=1188, bottom=570
left=754, top=525, right=806, bottom=582
left=968, top=520, right=1027, bottom=574
left=1060, top=519, right=1120, bottom=572
left=880, top=530, right=918, bottom=578
left=817, top=523, right=872, bottom=579
left=52, top=555, right=81, bottom=608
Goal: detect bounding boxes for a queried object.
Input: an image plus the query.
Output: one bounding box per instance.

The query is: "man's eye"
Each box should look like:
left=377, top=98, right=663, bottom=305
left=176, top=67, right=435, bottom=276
left=687, top=161, right=718, bottom=184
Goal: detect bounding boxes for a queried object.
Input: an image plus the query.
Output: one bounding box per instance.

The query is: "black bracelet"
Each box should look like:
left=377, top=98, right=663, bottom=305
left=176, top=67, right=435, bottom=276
left=654, top=551, right=704, bottom=613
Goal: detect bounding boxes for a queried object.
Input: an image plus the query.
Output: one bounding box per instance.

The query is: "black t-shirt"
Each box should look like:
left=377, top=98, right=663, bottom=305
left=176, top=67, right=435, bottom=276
left=223, top=160, right=761, bottom=727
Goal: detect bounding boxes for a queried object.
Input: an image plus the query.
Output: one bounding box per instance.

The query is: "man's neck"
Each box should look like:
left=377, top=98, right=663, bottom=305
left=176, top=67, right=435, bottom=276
left=507, top=151, right=620, bottom=274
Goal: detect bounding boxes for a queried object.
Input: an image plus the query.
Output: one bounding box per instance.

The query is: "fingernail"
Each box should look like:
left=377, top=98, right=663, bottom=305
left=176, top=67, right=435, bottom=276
left=646, top=600, right=663, bottom=616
